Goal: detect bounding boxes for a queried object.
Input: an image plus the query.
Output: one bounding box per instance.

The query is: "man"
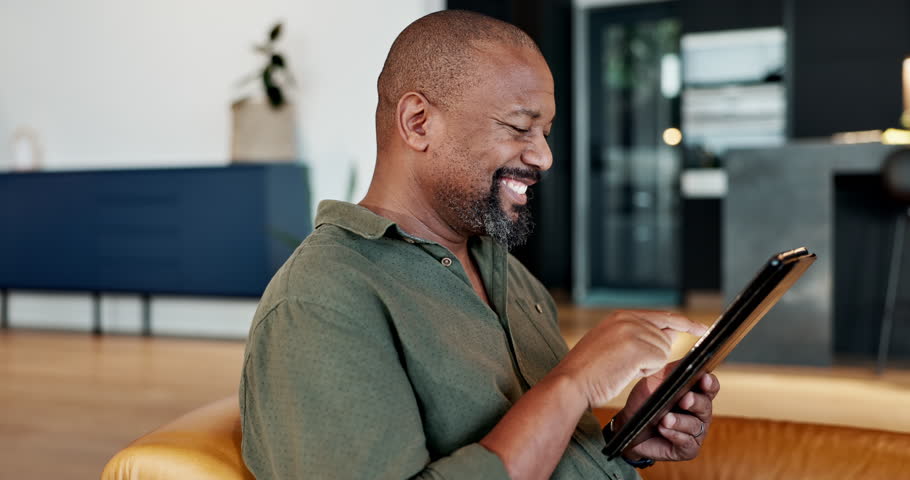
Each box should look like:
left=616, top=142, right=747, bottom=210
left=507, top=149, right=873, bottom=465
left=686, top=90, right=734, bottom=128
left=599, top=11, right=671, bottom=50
left=240, top=10, right=718, bottom=479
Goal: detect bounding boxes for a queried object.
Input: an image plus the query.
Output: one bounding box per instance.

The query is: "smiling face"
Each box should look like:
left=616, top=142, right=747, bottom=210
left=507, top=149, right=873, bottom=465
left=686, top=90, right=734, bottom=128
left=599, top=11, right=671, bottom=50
left=424, top=43, right=555, bottom=249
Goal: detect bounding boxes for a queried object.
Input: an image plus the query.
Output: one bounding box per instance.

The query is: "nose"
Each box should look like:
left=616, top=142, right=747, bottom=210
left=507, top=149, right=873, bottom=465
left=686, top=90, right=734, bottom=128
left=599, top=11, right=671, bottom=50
left=521, top=131, right=553, bottom=172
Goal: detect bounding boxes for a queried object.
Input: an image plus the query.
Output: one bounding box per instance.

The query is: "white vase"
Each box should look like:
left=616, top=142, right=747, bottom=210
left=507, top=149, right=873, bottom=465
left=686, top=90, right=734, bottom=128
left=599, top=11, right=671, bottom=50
left=230, top=98, right=297, bottom=163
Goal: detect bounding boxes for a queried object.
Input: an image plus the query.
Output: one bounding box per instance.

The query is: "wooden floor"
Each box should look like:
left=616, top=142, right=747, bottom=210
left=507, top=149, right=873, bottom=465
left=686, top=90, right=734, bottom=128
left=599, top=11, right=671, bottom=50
left=3, top=302, right=910, bottom=480
left=1, top=331, right=244, bottom=480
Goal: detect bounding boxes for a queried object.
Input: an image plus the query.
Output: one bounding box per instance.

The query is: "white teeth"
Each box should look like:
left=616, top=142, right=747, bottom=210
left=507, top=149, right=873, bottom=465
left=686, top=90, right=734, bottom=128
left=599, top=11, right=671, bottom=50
left=501, top=179, right=528, bottom=195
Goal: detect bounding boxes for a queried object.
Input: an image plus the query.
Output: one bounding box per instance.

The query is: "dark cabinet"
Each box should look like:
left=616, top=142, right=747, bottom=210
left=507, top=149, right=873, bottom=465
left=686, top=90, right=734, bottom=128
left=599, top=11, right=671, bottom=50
left=0, top=164, right=311, bottom=297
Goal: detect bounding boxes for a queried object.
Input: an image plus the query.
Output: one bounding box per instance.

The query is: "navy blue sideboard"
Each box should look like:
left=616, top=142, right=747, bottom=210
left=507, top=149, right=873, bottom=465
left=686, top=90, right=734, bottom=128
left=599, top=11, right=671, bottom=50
left=0, top=164, right=311, bottom=302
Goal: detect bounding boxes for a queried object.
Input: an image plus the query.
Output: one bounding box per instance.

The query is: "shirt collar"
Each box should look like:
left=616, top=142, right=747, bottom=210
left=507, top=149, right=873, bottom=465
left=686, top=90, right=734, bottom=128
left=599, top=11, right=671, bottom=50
left=314, top=200, right=397, bottom=240
left=314, top=200, right=503, bottom=253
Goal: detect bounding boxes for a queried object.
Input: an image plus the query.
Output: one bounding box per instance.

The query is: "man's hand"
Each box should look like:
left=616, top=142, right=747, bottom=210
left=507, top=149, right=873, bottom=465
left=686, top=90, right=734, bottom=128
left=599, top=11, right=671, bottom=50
left=550, top=311, right=708, bottom=409
left=480, top=311, right=708, bottom=480
left=616, top=361, right=721, bottom=462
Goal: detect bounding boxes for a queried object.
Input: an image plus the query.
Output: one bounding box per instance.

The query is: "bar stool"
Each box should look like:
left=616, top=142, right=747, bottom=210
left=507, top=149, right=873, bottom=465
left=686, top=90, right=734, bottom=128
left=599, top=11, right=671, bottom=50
left=878, top=147, right=910, bottom=373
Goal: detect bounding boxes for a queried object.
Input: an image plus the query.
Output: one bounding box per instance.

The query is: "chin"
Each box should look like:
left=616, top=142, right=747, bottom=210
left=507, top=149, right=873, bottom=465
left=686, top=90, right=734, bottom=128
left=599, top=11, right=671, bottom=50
left=497, top=201, right=520, bottom=221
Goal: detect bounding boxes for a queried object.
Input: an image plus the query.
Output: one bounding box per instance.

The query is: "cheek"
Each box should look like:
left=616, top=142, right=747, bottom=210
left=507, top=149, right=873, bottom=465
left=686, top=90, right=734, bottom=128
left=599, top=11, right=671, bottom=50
left=430, top=142, right=486, bottom=193
left=473, top=140, right=520, bottom=172
left=487, top=137, right=528, bottom=166
left=462, top=124, right=523, bottom=164
left=436, top=130, right=522, bottom=189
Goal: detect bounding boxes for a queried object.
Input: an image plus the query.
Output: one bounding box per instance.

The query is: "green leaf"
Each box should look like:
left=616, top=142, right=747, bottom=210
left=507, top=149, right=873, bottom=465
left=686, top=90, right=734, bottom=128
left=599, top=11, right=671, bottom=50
left=346, top=163, right=358, bottom=203
left=266, top=85, right=284, bottom=108
left=262, top=68, right=284, bottom=108
left=269, top=23, right=282, bottom=42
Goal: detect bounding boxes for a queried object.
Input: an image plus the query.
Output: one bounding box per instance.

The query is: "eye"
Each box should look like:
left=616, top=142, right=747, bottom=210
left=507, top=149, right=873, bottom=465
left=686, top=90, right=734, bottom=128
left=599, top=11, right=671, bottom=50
left=510, top=125, right=530, bottom=134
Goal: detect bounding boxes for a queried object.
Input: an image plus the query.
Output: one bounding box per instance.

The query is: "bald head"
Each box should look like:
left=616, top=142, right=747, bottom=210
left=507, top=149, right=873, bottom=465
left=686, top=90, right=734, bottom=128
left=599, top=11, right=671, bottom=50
left=375, top=10, right=542, bottom=148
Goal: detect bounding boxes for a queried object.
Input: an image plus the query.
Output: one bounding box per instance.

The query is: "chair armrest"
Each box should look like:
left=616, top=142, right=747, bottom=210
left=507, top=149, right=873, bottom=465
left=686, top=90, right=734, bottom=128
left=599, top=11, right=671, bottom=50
left=101, top=396, right=253, bottom=480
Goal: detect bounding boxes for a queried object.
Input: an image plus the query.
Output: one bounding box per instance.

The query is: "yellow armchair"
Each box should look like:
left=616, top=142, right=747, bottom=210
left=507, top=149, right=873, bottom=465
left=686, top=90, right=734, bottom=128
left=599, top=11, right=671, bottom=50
left=101, top=396, right=253, bottom=480
left=103, top=396, right=910, bottom=479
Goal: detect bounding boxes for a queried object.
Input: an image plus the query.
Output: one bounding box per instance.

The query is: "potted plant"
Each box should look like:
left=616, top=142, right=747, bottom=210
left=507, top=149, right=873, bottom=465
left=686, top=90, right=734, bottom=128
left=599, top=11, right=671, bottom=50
left=230, top=22, right=298, bottom=163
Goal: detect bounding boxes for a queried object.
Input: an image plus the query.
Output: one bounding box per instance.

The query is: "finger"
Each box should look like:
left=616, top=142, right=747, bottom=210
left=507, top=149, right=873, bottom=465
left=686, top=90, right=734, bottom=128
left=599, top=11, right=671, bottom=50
left=623, top=314, right=678, bottom=350
left=657, top=426, right=700, bottom=460
left=624, top=436, right=675, bottom=462
left=630, top=311, right=708, bottom=337
left=635, top=324, right=674, bottom=354
left=699, top=373, right=720, bottom=400
left=677, top=391, right=713, bottom=423
left=661, top=413, right=706, bottom=439
left=657, top=426, right=701, bottom=452
left=644, top=360, right=683, bottom=383
left=665, top=359, right=684, bottom=370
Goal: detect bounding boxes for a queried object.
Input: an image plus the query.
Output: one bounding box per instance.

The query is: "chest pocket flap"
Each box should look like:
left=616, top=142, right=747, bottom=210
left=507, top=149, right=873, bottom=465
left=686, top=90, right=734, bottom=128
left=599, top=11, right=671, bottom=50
left=506, top=298, right=570, bottom=386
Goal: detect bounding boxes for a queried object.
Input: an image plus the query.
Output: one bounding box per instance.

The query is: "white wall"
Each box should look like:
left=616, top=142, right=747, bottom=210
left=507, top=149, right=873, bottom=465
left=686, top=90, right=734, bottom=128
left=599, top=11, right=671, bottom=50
left=0, top=0, right=443, bottom=337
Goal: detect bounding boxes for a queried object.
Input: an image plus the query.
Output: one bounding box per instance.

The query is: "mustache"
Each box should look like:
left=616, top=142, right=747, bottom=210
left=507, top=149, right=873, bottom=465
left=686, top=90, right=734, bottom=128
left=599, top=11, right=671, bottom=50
left=494, top=167, right=543, bottom=183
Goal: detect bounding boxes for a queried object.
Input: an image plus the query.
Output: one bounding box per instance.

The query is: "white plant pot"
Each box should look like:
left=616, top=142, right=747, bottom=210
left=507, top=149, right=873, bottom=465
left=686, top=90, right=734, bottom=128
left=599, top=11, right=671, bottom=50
left=230, top=99, right=297, bottom=163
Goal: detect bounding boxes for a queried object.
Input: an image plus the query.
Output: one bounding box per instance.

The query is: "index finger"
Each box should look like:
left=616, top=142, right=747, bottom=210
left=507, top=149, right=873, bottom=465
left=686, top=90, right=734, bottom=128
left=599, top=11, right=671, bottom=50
left=629, top=311, right=708, bottom=337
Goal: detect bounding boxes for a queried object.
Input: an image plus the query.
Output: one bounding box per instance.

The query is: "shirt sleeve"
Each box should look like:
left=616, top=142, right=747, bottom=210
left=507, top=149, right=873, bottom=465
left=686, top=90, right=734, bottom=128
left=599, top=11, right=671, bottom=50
left=240, top=297, right=511, bottom=480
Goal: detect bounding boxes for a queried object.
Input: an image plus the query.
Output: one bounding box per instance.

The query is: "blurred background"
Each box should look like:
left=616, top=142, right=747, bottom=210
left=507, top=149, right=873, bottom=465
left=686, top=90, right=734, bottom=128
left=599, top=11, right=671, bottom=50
left=2, top=0, right=910, bottom=478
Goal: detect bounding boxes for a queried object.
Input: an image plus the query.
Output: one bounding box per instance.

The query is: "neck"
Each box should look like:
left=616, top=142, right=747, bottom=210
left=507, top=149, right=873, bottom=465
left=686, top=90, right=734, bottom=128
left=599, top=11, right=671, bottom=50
left=359, top=161, right=471, bottom=257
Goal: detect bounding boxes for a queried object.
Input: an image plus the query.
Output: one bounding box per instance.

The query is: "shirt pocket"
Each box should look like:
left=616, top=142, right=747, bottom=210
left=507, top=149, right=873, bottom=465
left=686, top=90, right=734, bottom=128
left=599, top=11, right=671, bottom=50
left=506, top=298, right=570, bottom=386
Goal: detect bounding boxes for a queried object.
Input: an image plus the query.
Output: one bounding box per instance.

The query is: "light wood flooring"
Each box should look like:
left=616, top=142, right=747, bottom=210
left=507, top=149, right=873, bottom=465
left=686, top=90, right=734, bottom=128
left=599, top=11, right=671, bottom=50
left=1, top=331, right=244, bottom=480
left=3, top=303, right=909, bottom=480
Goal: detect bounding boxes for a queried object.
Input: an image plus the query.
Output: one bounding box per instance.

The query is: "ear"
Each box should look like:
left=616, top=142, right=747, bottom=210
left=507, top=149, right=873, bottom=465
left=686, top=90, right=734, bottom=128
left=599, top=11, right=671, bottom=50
left=396, top=92, right=437, bottom=152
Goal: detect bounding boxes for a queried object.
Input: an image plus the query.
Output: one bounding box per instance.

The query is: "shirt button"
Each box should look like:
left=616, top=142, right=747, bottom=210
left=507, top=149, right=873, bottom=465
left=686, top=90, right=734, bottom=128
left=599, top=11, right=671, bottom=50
left=441, top=257, right=453, bottom=267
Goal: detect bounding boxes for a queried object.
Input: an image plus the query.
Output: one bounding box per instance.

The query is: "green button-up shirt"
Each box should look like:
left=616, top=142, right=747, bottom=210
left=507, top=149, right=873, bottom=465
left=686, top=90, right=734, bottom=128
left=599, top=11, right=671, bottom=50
left=240, top=200, right=638, bottom=479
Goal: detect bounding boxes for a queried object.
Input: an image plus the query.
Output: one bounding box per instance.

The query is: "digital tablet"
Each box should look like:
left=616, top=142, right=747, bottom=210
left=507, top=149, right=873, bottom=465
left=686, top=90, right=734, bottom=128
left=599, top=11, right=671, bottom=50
left=601, top=247, right=817, bottom=459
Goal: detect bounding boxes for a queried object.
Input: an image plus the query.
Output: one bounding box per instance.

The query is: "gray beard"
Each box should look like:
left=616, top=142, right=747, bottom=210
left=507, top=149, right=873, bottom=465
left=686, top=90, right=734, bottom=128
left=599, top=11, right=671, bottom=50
left=478, top=175, right=534, bottom=250
left=438, top=169, right=535, bottom=251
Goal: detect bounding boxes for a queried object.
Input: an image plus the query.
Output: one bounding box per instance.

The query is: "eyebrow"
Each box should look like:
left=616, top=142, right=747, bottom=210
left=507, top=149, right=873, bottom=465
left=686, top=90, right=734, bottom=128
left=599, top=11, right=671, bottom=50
left=507, top=107, right=542, bottom=119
